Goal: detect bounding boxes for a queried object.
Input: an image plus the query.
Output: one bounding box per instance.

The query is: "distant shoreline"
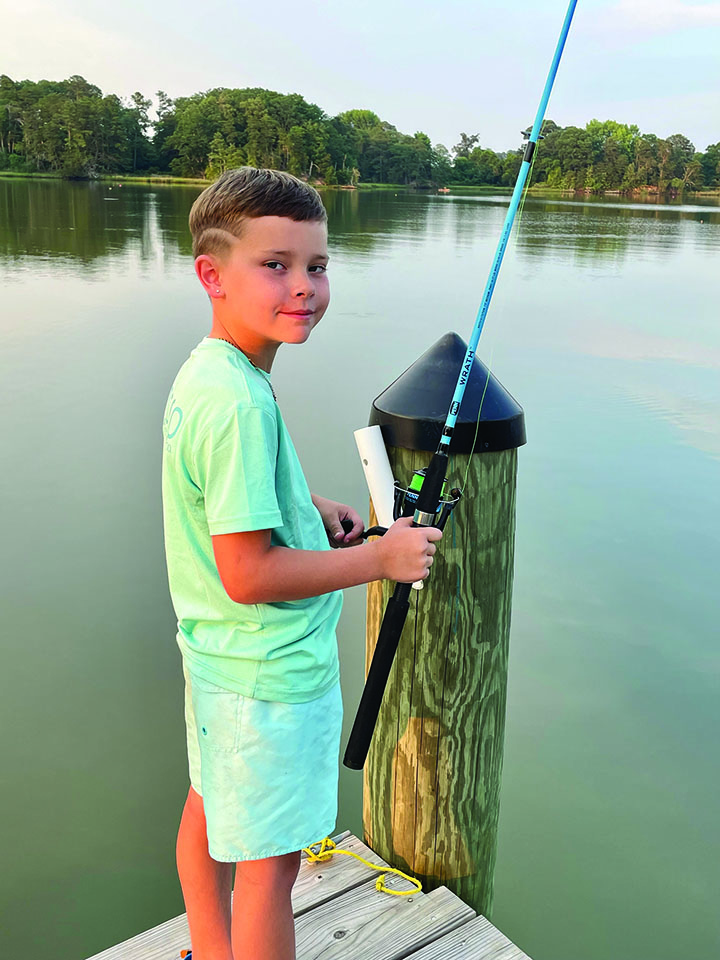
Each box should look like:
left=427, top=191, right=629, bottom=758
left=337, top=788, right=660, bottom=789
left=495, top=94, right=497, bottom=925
left=1, top=171, right=718, bottom=199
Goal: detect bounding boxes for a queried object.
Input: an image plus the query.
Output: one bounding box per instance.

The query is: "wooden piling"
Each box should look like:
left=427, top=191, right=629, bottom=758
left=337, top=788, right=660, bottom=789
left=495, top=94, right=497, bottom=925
left=360, top=335, right=522, bottom=918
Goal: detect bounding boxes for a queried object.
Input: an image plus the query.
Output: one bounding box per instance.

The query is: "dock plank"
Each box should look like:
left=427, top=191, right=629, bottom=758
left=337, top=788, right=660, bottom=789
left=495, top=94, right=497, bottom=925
left=295, top=874, right=475, bottom=960
left=85, top=912, right=190, bottom=960
left=403, top=914, right=531, bottom=959
left=85, top=831, right=531, bottom=960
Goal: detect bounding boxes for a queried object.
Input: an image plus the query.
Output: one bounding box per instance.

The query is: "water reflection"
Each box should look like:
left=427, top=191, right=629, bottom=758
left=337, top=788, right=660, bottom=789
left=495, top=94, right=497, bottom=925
left=2, top=181, right=719, bottom=271
left=0, top=179, right=201, bottom=269
left=622, top=383, right=720, bottom=461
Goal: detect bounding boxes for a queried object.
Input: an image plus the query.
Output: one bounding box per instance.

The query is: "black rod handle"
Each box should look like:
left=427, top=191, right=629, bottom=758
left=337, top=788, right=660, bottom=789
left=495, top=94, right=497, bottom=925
left=343, top=581, right=413, bottom=770
left=415, top=451, right=448, bottom=516
left=343, top=454, right=447, bottom=771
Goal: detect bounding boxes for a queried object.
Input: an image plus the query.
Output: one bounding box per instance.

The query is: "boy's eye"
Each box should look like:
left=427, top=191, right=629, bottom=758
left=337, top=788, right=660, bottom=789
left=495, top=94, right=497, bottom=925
left=264, top=261, right=327, bottom=274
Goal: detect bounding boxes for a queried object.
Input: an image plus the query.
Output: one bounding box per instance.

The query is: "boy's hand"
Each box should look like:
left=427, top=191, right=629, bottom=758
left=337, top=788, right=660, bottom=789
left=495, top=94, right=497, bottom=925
left=311, top=494, right=365, bottom=548
left=375, top=517, right=442, bottom=583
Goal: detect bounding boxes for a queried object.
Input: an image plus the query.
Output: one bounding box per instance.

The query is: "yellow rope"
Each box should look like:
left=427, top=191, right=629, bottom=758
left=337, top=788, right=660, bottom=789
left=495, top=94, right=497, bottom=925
left=302, top=837, right=422, bottom=896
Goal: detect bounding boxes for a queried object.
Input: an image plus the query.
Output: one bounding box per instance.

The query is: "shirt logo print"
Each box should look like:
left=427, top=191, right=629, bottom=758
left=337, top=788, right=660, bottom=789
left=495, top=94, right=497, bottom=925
left=164, top=393, right=183, bottom=452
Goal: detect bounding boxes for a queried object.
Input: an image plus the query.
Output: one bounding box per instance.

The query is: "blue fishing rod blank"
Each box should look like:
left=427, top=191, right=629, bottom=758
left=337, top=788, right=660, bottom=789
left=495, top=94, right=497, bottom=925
left=439, top=0, right=578, bottom=454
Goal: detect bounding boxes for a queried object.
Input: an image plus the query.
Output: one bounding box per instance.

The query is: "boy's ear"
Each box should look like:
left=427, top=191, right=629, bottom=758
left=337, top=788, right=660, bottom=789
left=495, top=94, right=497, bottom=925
left=195, top=254, right=224, bottom=299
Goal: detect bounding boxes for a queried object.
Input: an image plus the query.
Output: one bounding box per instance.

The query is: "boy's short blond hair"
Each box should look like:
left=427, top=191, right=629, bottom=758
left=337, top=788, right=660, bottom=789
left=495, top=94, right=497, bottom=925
left=189, top=167, right=327, bottom=260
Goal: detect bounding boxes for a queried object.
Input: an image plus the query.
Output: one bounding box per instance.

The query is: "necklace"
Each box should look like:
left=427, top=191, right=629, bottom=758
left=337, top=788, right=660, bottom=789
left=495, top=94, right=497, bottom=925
left=216, top=337, right=277, bottom=401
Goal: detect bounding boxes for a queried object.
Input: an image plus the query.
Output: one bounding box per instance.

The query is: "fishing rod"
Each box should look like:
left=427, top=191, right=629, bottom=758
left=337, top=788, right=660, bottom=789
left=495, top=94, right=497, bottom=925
left=343, top=0, right=579, bottom=771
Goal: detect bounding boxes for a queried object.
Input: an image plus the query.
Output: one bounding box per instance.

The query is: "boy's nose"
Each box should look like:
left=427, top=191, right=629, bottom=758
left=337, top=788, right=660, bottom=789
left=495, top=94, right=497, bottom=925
left=291, top=275, right=314, bottom=297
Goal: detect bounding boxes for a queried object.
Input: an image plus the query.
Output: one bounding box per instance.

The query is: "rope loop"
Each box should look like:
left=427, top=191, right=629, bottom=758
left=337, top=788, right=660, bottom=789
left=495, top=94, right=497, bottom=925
left=303, top=838, right=422, bottom=896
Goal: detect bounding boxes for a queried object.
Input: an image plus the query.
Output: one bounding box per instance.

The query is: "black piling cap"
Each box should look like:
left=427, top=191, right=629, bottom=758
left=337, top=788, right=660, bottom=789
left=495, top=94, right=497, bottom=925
left=369, top=332, right=526, bottom=454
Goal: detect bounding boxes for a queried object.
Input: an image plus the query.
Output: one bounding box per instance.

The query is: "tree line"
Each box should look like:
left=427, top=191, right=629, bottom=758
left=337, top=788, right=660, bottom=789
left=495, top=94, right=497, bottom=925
left=1, top=74, right=718, bottom=193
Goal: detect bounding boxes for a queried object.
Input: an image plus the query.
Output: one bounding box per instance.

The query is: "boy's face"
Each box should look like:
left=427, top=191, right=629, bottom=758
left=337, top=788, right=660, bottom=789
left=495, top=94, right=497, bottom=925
left=210, top=216, right=330, bottom=356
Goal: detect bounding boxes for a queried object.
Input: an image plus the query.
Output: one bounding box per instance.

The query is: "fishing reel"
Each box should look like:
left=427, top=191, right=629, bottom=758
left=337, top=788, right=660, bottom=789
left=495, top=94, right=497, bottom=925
left=359, top=467, right=461, bottom=539
left=394, top=467, right=462, bottom=531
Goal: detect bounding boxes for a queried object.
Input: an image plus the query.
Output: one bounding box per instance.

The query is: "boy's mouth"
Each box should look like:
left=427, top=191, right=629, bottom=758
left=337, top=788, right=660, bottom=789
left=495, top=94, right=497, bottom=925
left=280, top=309, right=314, bottom=316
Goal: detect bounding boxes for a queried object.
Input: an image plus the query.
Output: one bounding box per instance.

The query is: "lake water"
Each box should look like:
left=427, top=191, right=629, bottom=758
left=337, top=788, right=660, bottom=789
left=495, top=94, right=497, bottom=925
left=1, top=178, right=719, bottom=960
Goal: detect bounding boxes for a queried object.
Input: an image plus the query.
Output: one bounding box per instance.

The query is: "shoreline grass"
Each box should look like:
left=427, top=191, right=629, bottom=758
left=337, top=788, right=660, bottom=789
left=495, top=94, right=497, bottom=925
left=99, top=174, right=209, bottom=185
left=2, top=170, right=718, bottom=198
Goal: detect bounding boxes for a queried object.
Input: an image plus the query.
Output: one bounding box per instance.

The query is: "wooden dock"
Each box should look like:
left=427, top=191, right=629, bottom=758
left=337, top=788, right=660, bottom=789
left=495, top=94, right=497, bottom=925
left=86, top=831, right=531, bottom=960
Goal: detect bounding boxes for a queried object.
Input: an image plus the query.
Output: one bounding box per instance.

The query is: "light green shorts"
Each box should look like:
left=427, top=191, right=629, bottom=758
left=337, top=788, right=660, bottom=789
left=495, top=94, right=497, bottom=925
left=183, top=659, right=343, bottom=862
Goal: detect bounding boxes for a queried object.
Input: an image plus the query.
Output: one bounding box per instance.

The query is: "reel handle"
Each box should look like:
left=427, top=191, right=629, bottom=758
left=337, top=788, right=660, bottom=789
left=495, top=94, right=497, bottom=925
left=341, top=518, right=390, bottom=540
left=339, top=518, right=388, bottom=540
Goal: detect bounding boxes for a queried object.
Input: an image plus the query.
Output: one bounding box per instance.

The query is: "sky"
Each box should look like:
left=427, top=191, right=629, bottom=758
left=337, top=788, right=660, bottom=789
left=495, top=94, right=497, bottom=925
left=2, top=0, right=720, bottom=152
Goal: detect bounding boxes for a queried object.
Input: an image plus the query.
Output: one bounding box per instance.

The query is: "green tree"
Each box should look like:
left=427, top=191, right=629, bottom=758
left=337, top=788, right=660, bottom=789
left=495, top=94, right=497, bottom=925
left=243, top=97, right=278, bottom=168
left=305, top=120, right=332, bottom=180
left=325, top=116, right=359, bottom=184
left=468, top=146, right=502, bottom=184
left=337, top=109, right=382, bottom=132
left=540, top=119, right=562, bottom=138
left=656, top=138, right=672, bottom=191
left=585, top=119, right=640, bottom=159
left=452, top=132, right=480, bottom=158
left=634, top=134, right=659, bottom=185
left=431, top=143, right=453, bottom=185
left=167, top=95, right=218, bottom=176
left=681, top=155, right=702, bottom=190
left=584, top=163, right=608, bottom=192
left=154, top=89, right=177, bottom=171
left=129, top=92, right=152, bottom=171
left=699, top=142, right=720, bottom=188
left=59, top=97, right=92, bottom=176
left=532, top=124, right=593, bottom=185
left=545, top=161, right=563, bottom=187
left=65, top=75, right=102, bottom=101
left=409, top=131, right=433, bottom=183
left=667, top=133, right=695, bottom=181
left=205, top=132, right=246, bottom=179
left=0, top=75, right=22, bottom=157
left=285, top=124, right=307, bottom=176
left=620, top=162, right=640, bottom=192
left=500, top=149, right=523, bottom=186
left=596, top=137, right=629, bottom=188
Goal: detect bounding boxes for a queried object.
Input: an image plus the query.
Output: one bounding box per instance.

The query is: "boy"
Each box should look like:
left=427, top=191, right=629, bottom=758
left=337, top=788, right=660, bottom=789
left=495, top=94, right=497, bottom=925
left=161, top=167, right=440, bottom=960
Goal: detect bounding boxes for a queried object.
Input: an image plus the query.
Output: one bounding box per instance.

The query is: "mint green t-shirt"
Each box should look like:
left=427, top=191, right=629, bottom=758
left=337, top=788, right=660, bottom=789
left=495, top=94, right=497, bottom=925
left=161, top=336, right=342, bottom=702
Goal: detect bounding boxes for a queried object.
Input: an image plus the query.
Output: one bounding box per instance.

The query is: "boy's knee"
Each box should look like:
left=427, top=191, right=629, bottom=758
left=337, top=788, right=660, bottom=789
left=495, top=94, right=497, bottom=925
left=235, top=851, right=301, bottom=891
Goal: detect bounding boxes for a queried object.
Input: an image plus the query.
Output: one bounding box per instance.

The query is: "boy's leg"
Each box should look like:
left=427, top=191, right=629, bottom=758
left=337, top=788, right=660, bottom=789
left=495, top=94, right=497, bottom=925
left=176, top=785, right=234, bottom=960
left=232, top=850, right=301, bottom=960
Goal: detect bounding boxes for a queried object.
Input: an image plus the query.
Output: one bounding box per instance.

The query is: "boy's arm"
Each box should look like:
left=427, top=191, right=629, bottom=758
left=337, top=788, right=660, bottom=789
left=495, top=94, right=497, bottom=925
left=212, top=520, right=441, bottom=605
